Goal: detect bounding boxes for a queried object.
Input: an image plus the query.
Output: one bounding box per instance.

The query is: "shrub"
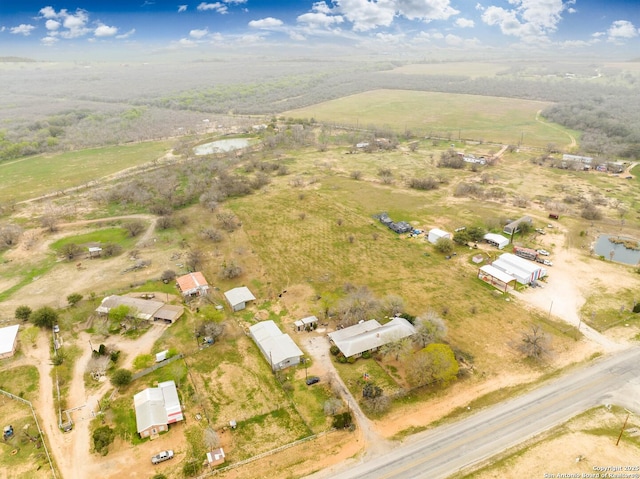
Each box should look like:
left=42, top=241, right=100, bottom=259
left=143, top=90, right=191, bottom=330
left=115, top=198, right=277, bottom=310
left=332, top=412, right=353, bottom=429
left=15, top=305, right=32, bottom=321
left=31, top=306, right=59, bottom=329
left=347, top=356, right=356, bottom=364
left=101, top=243, right=122, bottom=257
left=110, top=368, right=132, bottom=387
left=633, top=303, right=640, bottom=314
left=330, top=345, right=340, bottom=356
left=336, top=354, right=347, bottom=364
left=361, top=351, right=371, bottom=359
left=92, top=425, right=116, bottom=455
left=67, top=293, right=83, bottom=307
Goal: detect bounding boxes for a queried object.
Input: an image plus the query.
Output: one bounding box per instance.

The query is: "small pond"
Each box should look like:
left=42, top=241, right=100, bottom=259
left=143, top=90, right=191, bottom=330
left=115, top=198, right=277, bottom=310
left=593, top=234, right=640, bottom=265
left=193, top=138, right=250, bottom=156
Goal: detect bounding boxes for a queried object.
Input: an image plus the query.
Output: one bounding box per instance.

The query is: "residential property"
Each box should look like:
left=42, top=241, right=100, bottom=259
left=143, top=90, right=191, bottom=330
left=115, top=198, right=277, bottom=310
left=176, top=272, right=209, bottom=297
left=428, top=228, right=452, bottom=244
left=328, top=317, right=416, bottom=359
left=491, top=253, right=547, bottom=285
left=483, top=233, right=509, bottom=250
left=224, top=287, right=256, bottom=312
left=478, top=264, right=517, bottom=292
left=562, top=153, right=593, bottom=165
left=0, top=324, right=19, bottom=360
left=294, top=316, right=318, bottom=332
left=503, top=216, right=533, bottom=235
left=249, top=320, right=303, bottom=371
left=95, top=295, right=184, bottom=323
left=134, top=380, right=184, bottom=438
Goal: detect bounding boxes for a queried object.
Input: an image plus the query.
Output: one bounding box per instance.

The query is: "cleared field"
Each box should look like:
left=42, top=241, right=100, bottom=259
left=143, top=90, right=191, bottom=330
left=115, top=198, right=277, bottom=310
left=0, top=140, right=171, bottom=202
left=282, top=89, right=575, bottom=148
left=385, top=62, right=513, bottom=78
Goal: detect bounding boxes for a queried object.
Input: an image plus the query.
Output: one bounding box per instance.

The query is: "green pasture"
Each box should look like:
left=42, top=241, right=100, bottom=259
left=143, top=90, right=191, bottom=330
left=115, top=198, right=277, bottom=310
left=283, top=89, right=576, bottom=148
left=0, top=140, right=170, bottom=202
left=0, top=365, right=39, bottom=401
left=0, top=256, right=57, bottom=302
left=49, top=227, right=134, bottom=253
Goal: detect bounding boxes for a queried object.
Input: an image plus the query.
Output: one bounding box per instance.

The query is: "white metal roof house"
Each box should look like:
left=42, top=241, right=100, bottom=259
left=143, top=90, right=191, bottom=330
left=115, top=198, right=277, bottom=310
left=328, top=317, right=416, bottom=358
left=133, top=380, right=184, bottom=438
left=0, top=324, right=19, bottom=360
left=491, top=253, right=546, bottom=285
left=224, top=287, right=256, bottom=312
left=428, top=228, right=452, bottom=244
left=249, top=320, right=303, bottom=371
left=483, top=233, right=509, bottom=250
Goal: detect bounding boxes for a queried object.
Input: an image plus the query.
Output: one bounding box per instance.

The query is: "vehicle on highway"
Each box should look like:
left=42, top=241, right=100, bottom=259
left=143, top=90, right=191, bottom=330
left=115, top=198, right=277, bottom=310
left=537, top=249, right=550, bottom=256
left=151, top=450, right=174, bottom=464
left=306, top=376, right=320, bottom=386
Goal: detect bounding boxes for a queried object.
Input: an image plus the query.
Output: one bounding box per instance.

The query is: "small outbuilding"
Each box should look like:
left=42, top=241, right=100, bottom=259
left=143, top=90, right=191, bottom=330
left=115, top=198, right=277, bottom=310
left=207, top=448, right=226, bottom=467
left=88, top=246, right=102, bottom=258
left=224, top=287, right=256, bottom=312
left=176, top=272, right=209, bottom=297
left=428, top=228, right=452, bottom=244
left=0, top=325, right=19, bottom=360
left=483, top=233, right=509, bottom=250
left=294, top=316, right=318, bottom=332
left=249, top=320, right=303, bottom=371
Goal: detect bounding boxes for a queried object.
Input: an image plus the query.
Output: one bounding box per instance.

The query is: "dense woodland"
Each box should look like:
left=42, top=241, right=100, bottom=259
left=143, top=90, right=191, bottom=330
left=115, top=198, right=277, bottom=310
left=1, top=58, right=639, bottom=161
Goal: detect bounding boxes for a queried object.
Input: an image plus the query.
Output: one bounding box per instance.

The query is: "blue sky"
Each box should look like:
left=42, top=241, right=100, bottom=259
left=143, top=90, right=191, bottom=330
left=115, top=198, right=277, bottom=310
left=1, top=0, right=639, bottom=60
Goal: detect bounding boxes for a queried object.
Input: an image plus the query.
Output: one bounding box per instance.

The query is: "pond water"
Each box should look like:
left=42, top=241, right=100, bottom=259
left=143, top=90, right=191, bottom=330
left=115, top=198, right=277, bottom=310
left=593, top=234, right=640, bottom=265
left=193, top=138, right=250, bottom=155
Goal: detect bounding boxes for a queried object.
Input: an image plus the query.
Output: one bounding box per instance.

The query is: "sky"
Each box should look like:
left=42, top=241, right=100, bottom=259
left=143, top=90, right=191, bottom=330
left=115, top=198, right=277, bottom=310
left=1, top=0, right=639, bottom=61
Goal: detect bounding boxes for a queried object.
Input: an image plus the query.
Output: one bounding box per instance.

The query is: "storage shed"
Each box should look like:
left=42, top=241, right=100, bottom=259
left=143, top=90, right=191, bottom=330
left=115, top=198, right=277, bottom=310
left=294, top=316, right=318, bottom=332
left=0, top=324, right=19, bottom=360
left=224, top=287, right=256, bottom=312
left=249, top=320, right=303, bottom=371
left=134, top=380, right=184, bottom=438
left=428, top=228, right=452, bottom=244
left=491, top=253, right=546, bottom=285
left=483, top=233, right=509, bottom=250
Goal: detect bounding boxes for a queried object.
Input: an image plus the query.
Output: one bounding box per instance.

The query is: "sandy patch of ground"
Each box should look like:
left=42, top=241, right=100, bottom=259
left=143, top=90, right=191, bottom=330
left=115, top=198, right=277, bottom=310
left=467, top=407, right=640, bottom=479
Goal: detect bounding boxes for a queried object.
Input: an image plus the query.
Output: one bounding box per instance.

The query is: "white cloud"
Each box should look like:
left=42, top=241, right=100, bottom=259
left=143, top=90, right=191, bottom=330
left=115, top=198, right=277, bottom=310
left=248, top=17, right=284, bottom=29
left=45, top=19, right=61, bottom=31
left=374, top=32, right=406, bottom=44
left=178, top=37, right=197, bottom=46
left=10, top=24, right=36, bottom=36
left=289, top=31, right=307, bottom=41
left=41, top=35, right=59, bottom=45
left=190, top=28, right=209, bottom=39
left=481, top=0, right=568, bottom=41
left=39, top=6, right=58, bottom=19
left=607, top=20, right=638, bottom=42
left=94, top=24, right=118, bottom=37
left=116, top=29, right=136, bottom=39
left=197, top=2, right=228, bottom=14
left=178, top=5, right=188, bottom=12
left=455, top=18, right=474, bottom=28
left=297, top=12, right=344, bottom=28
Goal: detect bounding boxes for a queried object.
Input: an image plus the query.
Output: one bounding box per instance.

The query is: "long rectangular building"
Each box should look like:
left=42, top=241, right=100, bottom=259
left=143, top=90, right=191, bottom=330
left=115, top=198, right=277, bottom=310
left=491, top=253, right=546, bottom=285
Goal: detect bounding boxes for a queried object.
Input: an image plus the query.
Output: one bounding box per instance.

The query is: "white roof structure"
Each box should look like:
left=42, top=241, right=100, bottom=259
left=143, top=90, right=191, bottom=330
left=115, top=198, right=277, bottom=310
left=328, top=317, right=416, bottom=358
left=249, top=320, right=303, bottom=371
left=483, top=233, right=509, bottom=250
left=492, top=253, right=546, bottom=284
left=479, top=264, right=517, bottom=284
left=0, top=325, right=19, bottom=357
left=294, top=316, right=318, bottom=330
left=224, top=287, right=256, bottom=309
left=95, top=295, right=183, bottom=322
left=134, top=380, right=183, bottom=434
left=428, top=228, right=451, bottom=244
left=176, top=272, right=209, bottom=296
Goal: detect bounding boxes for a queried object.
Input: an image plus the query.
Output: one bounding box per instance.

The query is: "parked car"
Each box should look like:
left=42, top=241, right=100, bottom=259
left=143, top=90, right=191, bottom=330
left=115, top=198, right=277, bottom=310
left=151, top=450, right=174, bottom=465
left=53, top=325, right=60, bottom=333
left=543, top=259, right=553, bottom=266
left=306, top=376, right=320, bottom=386
left=537, top=249, right=550, bottom=256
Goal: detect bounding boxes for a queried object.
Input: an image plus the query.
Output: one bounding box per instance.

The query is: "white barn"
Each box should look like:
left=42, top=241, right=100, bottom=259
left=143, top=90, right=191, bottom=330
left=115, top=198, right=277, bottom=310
left=224, top=287, right=256, bottom=312
left=328, top=317, right=416, bottom=358
left=428, top=228, right=452, bottom=244
left=249, top=320, right=303, bottom=371
left=491, top=253, right=546, bottom=285
left=134, top=380, right=184, bottom=438
left=0, top=324, right=19, bottom=360
left=483, top=233, right=509, bottom=250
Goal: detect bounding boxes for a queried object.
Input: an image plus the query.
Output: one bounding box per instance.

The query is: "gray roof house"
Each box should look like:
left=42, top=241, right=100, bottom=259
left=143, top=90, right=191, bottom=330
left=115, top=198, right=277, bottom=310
left=95, top=295, right=184, bottom=323
left=249, top=320, right=303, bottom=371
left=224, top=287, right=256, bottom=312
left=133, top=380, right=184, bottom=438
left=503, top=216, right=533, bottom=235
left=328, top=317, right=416, bottom=358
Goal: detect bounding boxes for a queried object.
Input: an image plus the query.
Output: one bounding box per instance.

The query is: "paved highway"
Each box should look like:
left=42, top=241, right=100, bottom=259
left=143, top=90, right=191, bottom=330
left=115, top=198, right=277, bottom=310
left=317, top=346, right=640, bottom=479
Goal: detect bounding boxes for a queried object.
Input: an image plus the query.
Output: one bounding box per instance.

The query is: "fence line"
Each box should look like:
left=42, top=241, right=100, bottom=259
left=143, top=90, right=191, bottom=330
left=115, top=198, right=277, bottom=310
left=0, top=388, right=58, bottom=479
left=195, top=430, right=334, bottom=478
left=131, top=353, right=184, bottom=381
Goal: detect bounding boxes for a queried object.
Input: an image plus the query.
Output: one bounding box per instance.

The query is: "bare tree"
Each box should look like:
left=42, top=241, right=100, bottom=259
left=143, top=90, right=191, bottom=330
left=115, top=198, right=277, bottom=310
left=382, top=294, right=404, bottom=317
left=203, top=427, right=220, bottom=450
left=124, top=220, right=145, bottom=237
left=413, top=311, right=447, bottom=348
left=219, top=260, right=242, bottom=279
left=323, top=398, right=343, bottom=416
left=41, top=214, right=60, bottom=233
left=197, top=321, right=225, bottom=341
left=216, top=212, right=238, bottom=232
left=0, top=224, right=22, bottom=246
left=518, top=324, right=550, bottom=360
left=187, top=249, right=205, bottom=271
left=336, top=286, right=381, bottom=327
left=200, top=227, right=223, bottom=242
left=380, top=337, right=412, bottom=361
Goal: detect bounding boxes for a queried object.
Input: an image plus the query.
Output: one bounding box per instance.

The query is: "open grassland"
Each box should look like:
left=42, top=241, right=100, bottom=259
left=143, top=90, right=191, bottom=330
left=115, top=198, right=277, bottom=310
left=49, top=227, right=134, bottom=253
left=0, top=140, right=171, bottom=202
left=282, top=90, right=576, bottom=148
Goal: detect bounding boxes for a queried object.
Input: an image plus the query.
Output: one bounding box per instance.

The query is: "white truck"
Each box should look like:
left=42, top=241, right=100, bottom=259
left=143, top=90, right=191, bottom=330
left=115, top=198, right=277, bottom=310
left=151, top=450, right=174, bottom=465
